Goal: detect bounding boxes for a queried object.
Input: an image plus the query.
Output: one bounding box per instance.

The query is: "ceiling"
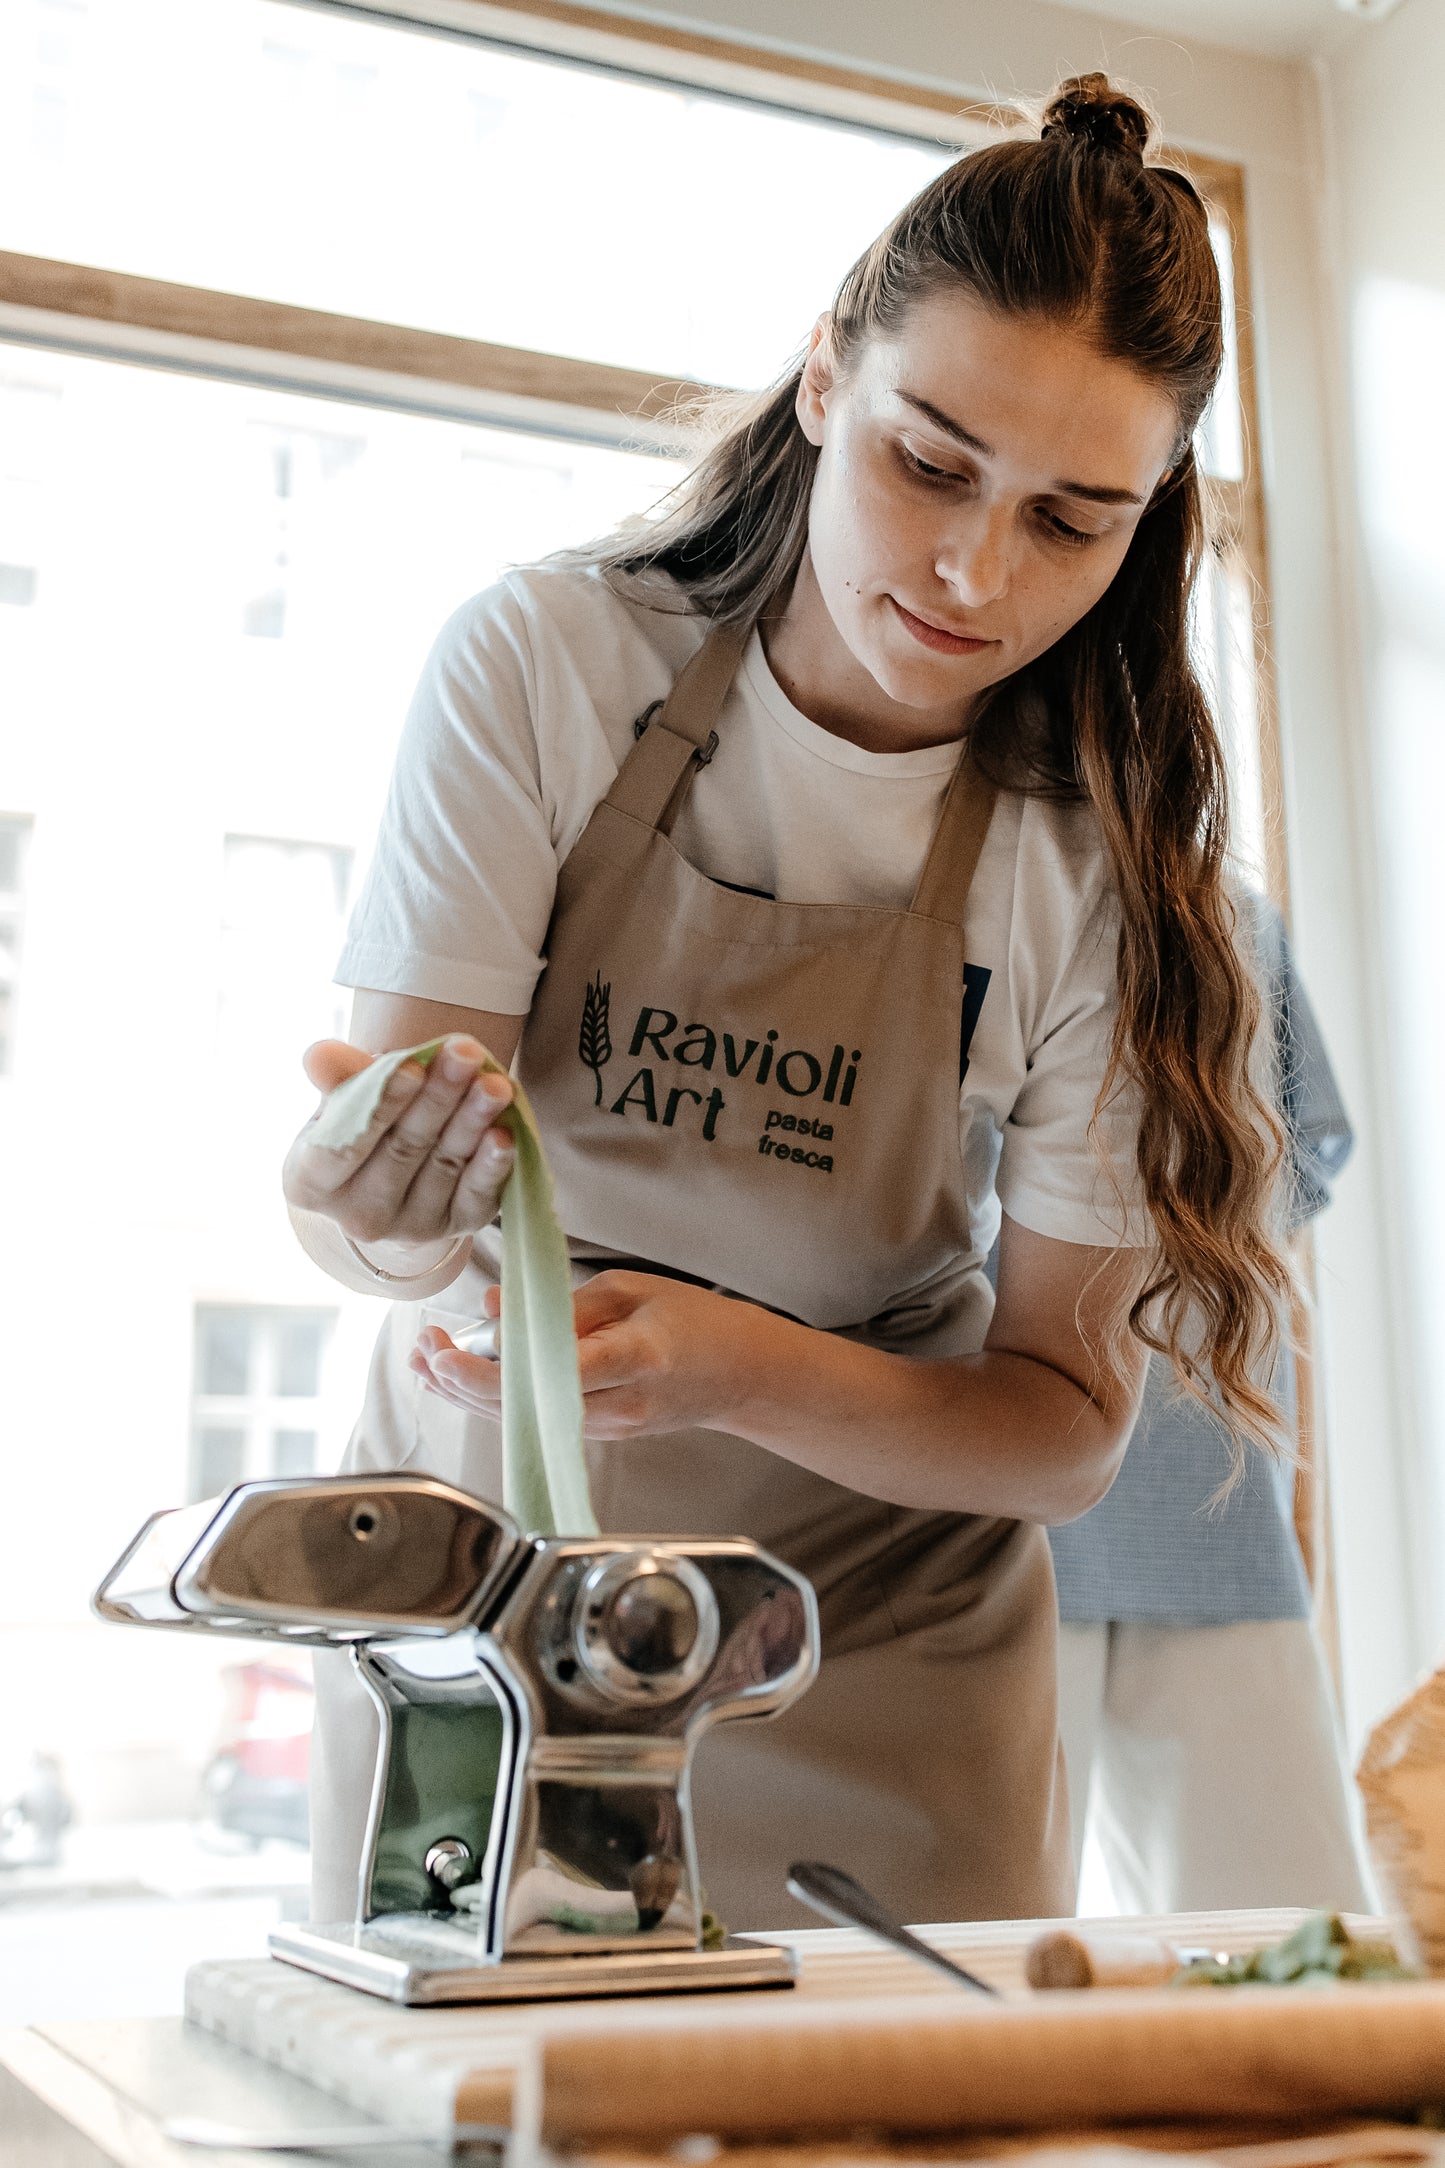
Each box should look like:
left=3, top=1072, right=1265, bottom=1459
left=1041, top=0, right=1382, bottom=63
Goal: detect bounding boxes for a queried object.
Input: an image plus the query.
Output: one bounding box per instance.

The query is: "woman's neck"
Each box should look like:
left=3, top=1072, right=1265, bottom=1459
left=761, top=552, right=975, bottom=755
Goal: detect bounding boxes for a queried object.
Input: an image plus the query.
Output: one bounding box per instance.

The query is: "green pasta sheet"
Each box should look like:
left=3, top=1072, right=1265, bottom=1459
left=311, top=1038, right=597, bottom=1539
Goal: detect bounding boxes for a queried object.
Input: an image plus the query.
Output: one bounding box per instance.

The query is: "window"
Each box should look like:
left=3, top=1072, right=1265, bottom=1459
left=0, top=566, right=38, bottom=607
left=1192, top=204, right=1276, bottom=897
left=190, top=1305, right=336, bottom=1499
left=0, top=0, right=957, bottom=386
left=1194, top=537, right=1267, bottom=883
left=1189, top=176, right=1289, bottom=911
left=241, top=422, right=366, bottom=641
left=0, top=371, right=61, bottom=612
left=219, top=834, right=354, bottom=1060
left=0, top=816, right=33, bottom=1076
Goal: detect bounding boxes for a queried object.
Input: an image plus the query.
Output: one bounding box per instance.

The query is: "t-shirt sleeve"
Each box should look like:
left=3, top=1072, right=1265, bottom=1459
left=994, top=896, right=1149, bottom=1249
left=335, top=582, right=558, bottom=1015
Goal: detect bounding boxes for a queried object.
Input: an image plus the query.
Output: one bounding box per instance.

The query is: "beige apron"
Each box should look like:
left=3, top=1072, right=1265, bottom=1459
left=311, top=623, right=1073, bottom=1932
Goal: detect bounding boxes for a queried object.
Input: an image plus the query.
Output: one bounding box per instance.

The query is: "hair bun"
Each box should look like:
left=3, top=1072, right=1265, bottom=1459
left=1040, top=74, right=1151, bottom=164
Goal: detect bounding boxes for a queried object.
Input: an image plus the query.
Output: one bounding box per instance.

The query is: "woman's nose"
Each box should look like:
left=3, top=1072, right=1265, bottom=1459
left=936, top=509, right=1012, bottom=608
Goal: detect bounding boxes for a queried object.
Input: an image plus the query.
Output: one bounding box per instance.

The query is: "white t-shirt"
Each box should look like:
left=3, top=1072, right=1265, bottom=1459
left=337, top=561, right=1145, bottom=1258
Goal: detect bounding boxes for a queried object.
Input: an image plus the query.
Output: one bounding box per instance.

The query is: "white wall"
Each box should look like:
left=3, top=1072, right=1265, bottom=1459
left=573, top=0, right=1420, bottom=1744
left=1314, top=3, right=1445, bottom=1683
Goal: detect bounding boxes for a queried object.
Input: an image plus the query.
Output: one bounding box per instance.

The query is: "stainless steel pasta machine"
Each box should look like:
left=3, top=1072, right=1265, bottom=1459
left=94, top=1473, right=819, bottom=2004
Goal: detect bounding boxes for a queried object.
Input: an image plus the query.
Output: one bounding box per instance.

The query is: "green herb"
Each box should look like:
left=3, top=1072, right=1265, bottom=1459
left=547, top=1903, right=632, bottom=1936
left=312, top=1039, right=597, bottom=1539
left=1175, top=1912, right=1417, bottom=1988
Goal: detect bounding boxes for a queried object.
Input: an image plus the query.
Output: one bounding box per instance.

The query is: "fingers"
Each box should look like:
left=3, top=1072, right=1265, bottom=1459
left=302, top=1039, right=372, bottom=1093
left=412, top=1272, right=680, bottom=1442
left=446, top=1118, right=517, bottom=1235
left=576, top=1320, right=653, bottom=1396
left=319, top=1037, right=510, bottom=1241
left=411, top=1330, right=502, bottom=1417
left=411, top=1307, right=648, bottom=1404
left=398, top=1071, right=515, bottom=1237
left=284, top=1052, right=430, bottom=1208
left=578, top=1385, right=663, bottom=1441
left=571, top=1271, right=655, bottom=1337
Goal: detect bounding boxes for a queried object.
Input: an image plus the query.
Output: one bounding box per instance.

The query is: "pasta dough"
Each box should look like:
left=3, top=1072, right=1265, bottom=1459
left=311, top=1040, right=597, bottom=1537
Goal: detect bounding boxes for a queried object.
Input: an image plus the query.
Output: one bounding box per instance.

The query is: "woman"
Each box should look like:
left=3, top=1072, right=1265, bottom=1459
left=286, top=74, right=1288, bottom=1931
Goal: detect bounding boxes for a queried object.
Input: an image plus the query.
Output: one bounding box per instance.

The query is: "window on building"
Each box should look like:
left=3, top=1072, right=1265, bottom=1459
left=1191, top=192, right=1284, bottom=904
left=0, top=565, right=38, bottom=607
left=241, top=422, right=366, bottom=641
left=0, top=371, right=61, bottom=611
left=219, top=833, right=354, bottom=1060
left=1194, top=536, right=1267, bottom=885
left=190, top=1304, right=337, bottom=1500
left=0, top=816, right=33, bottom=1076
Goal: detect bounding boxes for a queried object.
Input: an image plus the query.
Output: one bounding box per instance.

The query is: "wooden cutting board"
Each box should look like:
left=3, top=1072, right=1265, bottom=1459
left=185, top=1909, right=1372, bottom=2134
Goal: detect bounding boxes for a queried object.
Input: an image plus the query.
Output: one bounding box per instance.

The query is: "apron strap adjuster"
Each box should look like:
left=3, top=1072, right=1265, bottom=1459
left=633, top=703, right=718, bottom=769
left=614, top=621, right=749, bottom=828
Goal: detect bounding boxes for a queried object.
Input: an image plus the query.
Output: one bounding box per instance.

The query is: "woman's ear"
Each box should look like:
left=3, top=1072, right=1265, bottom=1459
left=795, top=316, right=835, bottom=448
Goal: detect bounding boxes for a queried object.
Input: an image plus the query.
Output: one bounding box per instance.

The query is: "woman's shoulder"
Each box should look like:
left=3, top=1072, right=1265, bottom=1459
left=436, top=558, right=706, bottom=686
left=408, top=561, right=712, bottom=800
left=1011, top=788, right=1118, bottom=929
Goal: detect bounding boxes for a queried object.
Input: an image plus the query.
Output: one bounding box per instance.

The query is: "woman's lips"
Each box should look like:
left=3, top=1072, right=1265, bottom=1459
left=890, top=597, right=996, bottom=656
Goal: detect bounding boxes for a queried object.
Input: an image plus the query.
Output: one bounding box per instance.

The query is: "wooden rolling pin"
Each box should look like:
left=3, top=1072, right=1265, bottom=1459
left=1025, top=1926, right=1200, bottom=1988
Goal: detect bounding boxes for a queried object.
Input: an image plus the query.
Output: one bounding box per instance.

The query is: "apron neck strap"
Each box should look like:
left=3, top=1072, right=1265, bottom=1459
left=608, top=621, right=998, bottom=922
left=910, top=747, right=1001, bottom=923
left=605, top=619, right=752, bottom=830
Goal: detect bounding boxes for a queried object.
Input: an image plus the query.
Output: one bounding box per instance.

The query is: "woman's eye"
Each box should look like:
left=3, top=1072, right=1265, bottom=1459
left=899, top=444, right=960, bottom=485
left=1039, top=509, right=1096, bottom=547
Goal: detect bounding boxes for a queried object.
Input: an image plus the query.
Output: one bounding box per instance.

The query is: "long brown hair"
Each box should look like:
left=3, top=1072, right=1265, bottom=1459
left=597, top=74, right=1289, bottom=1454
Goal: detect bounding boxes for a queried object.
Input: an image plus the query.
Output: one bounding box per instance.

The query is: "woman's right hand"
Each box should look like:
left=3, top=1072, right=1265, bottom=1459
left=283, top=1034, right=516, bottom=1261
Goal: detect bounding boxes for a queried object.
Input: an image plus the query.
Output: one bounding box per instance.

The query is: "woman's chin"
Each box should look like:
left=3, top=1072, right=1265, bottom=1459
left=867, top=639, right=985, bottom=715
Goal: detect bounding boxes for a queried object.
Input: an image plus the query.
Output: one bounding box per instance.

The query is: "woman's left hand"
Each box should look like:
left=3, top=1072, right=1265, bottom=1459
left=409, top=1270, right=762, bottom=1439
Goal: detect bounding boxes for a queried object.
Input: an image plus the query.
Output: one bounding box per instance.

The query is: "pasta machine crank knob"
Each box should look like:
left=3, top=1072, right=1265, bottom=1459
left=573, top=1552, right=720, bottom=1705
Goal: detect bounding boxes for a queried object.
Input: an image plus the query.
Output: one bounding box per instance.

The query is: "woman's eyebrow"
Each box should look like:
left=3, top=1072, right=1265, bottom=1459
left=899, top=390, right=995, bottom=458
left=897, top=390, right=1145, bottom=506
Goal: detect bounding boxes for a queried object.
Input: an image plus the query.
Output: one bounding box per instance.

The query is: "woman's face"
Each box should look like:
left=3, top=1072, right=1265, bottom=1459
left=795, top=289, right=1182, bottom=722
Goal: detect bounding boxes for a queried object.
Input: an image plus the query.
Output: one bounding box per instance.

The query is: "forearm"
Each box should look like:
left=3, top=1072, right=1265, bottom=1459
left=722, top=1308, right=1134, bottom=1523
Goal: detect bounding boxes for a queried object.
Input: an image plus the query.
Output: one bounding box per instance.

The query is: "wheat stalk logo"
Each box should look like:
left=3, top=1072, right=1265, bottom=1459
left=579, top=973, right=613, bottom=1105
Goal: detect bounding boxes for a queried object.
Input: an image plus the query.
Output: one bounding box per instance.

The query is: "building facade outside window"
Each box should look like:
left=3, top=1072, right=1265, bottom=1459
left=219, top=833, right=354, bottom=1062
left=0, top=814, right=32, bottom=1076
left=191, top=1303, right=337, bottom=1499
